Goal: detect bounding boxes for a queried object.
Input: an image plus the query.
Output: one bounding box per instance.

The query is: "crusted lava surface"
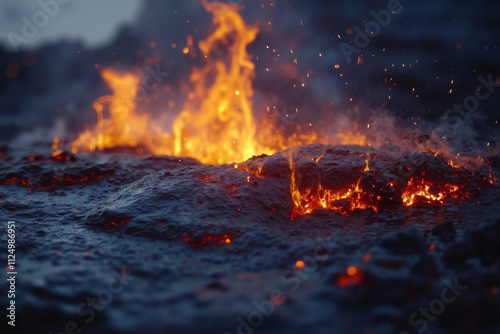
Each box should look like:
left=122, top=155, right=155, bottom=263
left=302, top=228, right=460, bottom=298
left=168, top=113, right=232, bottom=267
left=1, top=143, right=499, bottom=334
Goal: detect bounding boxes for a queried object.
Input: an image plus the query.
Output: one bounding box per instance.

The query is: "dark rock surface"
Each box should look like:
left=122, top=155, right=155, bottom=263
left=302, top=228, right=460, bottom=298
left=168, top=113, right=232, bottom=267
left=0, top=143, right=499, bottom=333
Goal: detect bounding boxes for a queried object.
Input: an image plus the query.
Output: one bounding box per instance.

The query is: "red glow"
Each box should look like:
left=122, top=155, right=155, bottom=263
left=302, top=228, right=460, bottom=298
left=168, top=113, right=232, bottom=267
left=182, top=233, right=233, bottom=248
left=337, top=272, right=363, bottom=287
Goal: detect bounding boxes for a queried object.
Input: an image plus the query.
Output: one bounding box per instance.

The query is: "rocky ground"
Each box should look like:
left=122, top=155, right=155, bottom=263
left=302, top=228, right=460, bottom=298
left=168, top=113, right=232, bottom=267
left=1, top=142, right=499, bottom=334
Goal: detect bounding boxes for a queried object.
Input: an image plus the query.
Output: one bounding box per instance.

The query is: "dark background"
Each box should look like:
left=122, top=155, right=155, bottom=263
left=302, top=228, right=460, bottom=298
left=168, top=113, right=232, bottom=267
left=0, top=0, right=499, bottom=149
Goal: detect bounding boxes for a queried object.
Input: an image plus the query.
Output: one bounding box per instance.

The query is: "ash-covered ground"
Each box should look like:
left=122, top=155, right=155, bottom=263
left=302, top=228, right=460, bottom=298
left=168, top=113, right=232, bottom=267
left=0, top=141, right=499, bottom=334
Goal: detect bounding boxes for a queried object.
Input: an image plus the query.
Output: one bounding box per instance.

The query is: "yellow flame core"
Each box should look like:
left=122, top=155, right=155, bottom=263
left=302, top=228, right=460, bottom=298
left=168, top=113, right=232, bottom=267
left=401, top=178, right=461, bottom=206
left=288, top=150, right=377, bottom=218
left=62, top=3, right=491, bottom=220
left=71, top=69, right=170, bottom=154
left=173, top=0, right=262, bottom=164
left=70, top=1, right=281, bottom=165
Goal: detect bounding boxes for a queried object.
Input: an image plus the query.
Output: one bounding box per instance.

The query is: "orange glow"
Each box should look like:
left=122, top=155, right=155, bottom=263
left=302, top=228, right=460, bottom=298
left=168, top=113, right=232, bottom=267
left=295, top=260, right=305, bottom=270
left=64, top=1, right=365, bottom=165
left=402, top=177, right=462, bottom=206
left=57, top=0, right=496, bottom=225
left=337, top=271, right=363, bottom=287
left=68, top=1, right=280, bottom=164
left=289, top=150, right=377, bottom=218
left=335, top=122, right=368, bottom=146
left=182, top=233, right=233, bottom=248
left=347, top=266, right=357, bottom=276
left=70, top=69, right=170, bottom=154
left=286, top=147, right=481, bottom=218
left=172, top=0, right=265, bottom=164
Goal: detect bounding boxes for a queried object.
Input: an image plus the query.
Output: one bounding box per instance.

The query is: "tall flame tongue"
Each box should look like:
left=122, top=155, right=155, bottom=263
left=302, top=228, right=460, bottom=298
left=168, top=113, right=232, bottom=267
left=70, top=69, right=169, bottom=153
left=173, top=0, right=263, bottom=164
left=69, top=1, right=270, bottom=164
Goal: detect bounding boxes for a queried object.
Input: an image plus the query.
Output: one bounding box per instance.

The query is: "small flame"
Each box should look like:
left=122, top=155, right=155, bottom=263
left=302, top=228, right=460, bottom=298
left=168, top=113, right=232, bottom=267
left=70, top=69, right=170, bottom=154
left=401, top=177, right=461, bottom=206
left=288, top=150, right=377, bottom=218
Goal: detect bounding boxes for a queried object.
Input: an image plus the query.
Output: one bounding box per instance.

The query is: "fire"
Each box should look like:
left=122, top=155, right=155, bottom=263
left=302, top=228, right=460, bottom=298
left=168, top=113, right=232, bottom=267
left=67, top=1, right=277, bottom=164
left=295, top=260, right=305, bottom=270
left=51, top=1, right=493, bottom=220
left=70, top=69, right=170, bottom=154
left=288, top=150, right=377, bottom=218
left=335, top=122, right=368, bottom=146
left=286, top=148, right=486, bottom=219
left=61, top=1, right=328, bottom=164
left=401, top=177, right=461, bottom=206
left=172, top=0, right=265, bottom=164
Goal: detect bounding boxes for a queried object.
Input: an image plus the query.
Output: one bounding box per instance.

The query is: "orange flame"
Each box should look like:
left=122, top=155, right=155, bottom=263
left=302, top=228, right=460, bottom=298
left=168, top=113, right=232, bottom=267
left=288, top=150, right=377, bottom=218
left=69, top=1, right=280, bottom=164
left=401, top=177, right=461, bottom=206
left=70, top=69, right=170, bottom=154
left=63, top=1, right=360, bottom=164
left=172, top=0, right=265, bottom=164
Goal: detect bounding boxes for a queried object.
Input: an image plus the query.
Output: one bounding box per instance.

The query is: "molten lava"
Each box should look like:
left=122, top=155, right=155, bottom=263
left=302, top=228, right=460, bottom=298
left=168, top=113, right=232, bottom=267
left=401, top=177, right=462, bottom=206
left=288, top=150, right=377, bottom=218
left=49, top=1, right=495, bottom=221
left=284, top=147, right=489, bottom=219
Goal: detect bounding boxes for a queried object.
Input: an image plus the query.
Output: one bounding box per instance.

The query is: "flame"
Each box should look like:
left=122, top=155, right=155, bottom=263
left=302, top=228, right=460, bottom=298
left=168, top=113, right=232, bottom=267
left=70, top=69, right=170, bottom=154
left=172, top=0, right=265, bottom=164
left=287, top=149, right=484, bottom=218
left=288, top=150, right=377, bottom=218
left=401, top=177, right=461, bottom=206
left=335, top=120, right=368, bottom=146
left=68, top=1, right=288, bottom=164
left=63, top=1, right=366, bottom=164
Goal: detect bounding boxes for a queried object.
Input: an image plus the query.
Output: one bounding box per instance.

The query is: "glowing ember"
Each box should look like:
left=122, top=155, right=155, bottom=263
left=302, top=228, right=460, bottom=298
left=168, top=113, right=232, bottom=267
left=337, top=269, right=363, bottom=287
left=401, top=177, right=462, bottom=206
left=284, top=147, right=488, bottom=219
left=288, top=149, right=377, bottom=218
left=182, top=233, right=233, bottom=248
left=295, top=260, right=305, bottom=270
left=347, top=266, right=357, bottom=276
